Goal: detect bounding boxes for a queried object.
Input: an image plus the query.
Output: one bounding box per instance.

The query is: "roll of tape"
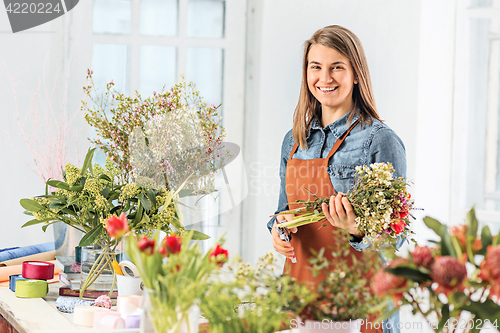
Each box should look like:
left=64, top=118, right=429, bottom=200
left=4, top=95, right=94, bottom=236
left=125, top=315, right=142, bottom=329
left=22, top=261, right=54, bottom=280
left=15, top=279, right=48, bottom=298
left=9, top=274, right=26, bottom=292
left=116, top=295, right=143, bottom=317
left=73, top=306, right=103, bottom=327
left=118, top=260, right=139, bottom=277
left=55, top=296, right=93, bottom=314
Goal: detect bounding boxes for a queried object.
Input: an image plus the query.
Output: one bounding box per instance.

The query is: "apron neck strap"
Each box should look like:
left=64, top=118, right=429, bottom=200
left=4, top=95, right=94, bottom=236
left=326, top=118, right=361, bottom=161
left=288, top=118, right=361, bottom=161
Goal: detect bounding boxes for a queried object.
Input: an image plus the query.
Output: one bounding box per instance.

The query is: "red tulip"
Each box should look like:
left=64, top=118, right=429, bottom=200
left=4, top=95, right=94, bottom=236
left=209, top=244, right=228, bottom=266
left=138, top=236, right=155, bottom=255
left=105, top=213, right=129, bottom=238
left=159, top=235, right=182, bottom=257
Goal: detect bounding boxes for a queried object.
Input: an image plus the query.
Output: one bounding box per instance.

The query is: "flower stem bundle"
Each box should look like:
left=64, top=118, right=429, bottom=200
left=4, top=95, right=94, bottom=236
left=276, top=162, right=414, bottom=250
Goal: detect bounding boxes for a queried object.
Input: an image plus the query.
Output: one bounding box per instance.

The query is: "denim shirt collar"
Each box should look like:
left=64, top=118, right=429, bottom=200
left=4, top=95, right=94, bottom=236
left=307, top=110, right=359, bottom=140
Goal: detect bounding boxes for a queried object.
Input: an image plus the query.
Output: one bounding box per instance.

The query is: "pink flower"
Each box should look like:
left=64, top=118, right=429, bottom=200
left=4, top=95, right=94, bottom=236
left=431, top=256, right=466, bottom=295
left=209, top=244, right=228, bottom=266
left=138, top=236, right=155, bottom=256
left=411, top=246, right=434, bottom=269
left=105, top=213, right=129, bottom=238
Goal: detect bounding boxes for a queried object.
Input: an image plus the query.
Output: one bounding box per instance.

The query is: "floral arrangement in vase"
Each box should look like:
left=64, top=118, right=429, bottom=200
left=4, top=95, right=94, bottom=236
left=277, top=162, right=415, bottom=250
left=371, top=208, right=500, bottom=333
left=81, top=70, right=227, bottom=194
left=20, top=148, right=206, bottom=297
left=125, top=231, right=229, bottom=333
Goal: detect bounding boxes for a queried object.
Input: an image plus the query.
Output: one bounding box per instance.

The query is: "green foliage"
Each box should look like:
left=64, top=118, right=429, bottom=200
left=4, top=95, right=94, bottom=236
left=200, top=253, right=315, bottom=333
left=21, top=148, right=188, bottom=248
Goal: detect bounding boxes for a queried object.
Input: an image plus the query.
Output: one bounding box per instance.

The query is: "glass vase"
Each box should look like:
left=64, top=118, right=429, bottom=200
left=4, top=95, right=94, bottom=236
left=141, top=288, right=199, bottom=333
left=79, top=244, right=122, bottom=298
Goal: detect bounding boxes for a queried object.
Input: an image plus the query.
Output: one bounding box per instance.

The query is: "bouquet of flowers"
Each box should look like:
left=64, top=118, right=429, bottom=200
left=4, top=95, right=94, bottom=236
left=371, top=208, right=500, bottom=333
left=277, top=162, right=414, bottom=250
left=125, top=231, right=229, bottom=333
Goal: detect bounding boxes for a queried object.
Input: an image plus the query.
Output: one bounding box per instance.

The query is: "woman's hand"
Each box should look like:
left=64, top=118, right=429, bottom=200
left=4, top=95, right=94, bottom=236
left=321, top=192, right=363, bottom=238
left=271, top=214, right=297, bottom=260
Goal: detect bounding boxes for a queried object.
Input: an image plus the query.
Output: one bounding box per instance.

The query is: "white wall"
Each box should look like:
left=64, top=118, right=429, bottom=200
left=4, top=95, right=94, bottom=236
left=0, top=5, right=93, bottom=249
left=242, top=0, right=421, bottom=264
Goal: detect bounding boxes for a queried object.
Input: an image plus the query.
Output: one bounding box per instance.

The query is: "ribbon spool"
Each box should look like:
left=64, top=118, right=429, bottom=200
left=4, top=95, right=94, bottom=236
left=15, top=279, right=48, bottom=298
left=22, top=261, right=54, bottom=280
left=116, top=295, right=143, bottom=317
left=73, top=306, right=104, bottom=327
left=9, top=274, right=27, bottom=292
left=125, top=315, right=141, bottom=329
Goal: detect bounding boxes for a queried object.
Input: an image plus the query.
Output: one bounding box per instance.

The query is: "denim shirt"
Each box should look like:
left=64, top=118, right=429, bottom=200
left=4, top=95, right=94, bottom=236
left=267, top=111, right=407, bottom=251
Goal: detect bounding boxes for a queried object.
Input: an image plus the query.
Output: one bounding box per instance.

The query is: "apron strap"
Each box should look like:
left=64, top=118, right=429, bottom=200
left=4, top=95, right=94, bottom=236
left=288, top=118, right=361, bottom=161
left=326, top=118, right=361, bottom=161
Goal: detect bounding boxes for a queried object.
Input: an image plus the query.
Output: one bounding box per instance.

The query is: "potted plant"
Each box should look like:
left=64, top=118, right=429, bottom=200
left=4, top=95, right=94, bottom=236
left=371, top=208, right=500, bottom=333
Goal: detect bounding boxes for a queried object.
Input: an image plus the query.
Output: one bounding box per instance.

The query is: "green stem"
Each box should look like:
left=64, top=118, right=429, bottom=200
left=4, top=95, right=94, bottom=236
left=79, top=245, right=109, bottom=298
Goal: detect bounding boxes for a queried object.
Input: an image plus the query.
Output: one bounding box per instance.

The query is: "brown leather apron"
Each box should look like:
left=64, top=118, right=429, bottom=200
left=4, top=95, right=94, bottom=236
left=284, top=119, right=382, bottom=332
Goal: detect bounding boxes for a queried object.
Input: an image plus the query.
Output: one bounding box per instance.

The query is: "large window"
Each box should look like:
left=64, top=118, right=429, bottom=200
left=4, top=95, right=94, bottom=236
left=89, top=0, right=246, bottom=252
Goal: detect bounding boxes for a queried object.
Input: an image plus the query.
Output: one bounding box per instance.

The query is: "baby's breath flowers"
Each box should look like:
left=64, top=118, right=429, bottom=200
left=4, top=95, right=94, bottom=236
left=277, top=162, right=414, bottom=250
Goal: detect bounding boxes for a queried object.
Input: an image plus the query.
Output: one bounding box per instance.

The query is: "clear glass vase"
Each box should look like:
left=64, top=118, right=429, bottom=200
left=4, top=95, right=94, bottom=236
left=141, top=288, right=199, bottom=333
left=79, top=244, right=122, bottom=298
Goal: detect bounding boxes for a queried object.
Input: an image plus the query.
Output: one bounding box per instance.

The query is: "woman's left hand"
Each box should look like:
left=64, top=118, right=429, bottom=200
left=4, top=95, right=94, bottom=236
left=321, top=192, right=363, bottom=238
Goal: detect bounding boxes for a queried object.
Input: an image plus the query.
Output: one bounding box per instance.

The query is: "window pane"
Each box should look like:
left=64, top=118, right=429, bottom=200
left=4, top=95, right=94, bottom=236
left=186, top=47, right=223, bottom=107
left=187, top=0, right=225, bottom=38
left=471, top=0, right=492, bottom=7
left=92, top=44, right=129, bottom=93
left=138, top=46, right=177, bottom=96
left=140, top=0, right=178, bottom=36
left=93, top=0, right=131, bottom=34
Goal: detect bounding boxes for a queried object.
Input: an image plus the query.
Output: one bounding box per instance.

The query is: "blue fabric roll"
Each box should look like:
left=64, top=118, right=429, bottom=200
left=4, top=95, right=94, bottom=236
left=9, top=274, right=27, bottom=292
left=0, top=242, right=55, bottom=262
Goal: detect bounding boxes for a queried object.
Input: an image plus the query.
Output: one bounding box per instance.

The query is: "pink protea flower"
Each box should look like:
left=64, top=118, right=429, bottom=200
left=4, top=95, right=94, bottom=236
left=411, top=246, right=434, bottom=269
left=431, top=256, right=466, bottom=295
left=371, top=268, right=406, bottom=304
left=485, top=245, right=500, bottom=280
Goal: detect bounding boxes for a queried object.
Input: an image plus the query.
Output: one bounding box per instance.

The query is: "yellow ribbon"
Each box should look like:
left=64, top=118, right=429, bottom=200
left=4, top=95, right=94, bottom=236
left=15, top=279, right=48, bottom=298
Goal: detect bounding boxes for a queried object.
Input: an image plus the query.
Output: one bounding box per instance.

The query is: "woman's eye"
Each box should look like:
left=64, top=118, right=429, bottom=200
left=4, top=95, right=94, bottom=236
left=311, top=65, right=320, bottom=69
left=332, top=66, right=343, bottom=70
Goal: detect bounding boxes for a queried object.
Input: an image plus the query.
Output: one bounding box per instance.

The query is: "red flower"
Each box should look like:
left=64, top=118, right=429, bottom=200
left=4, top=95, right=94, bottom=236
left=411, top=246, right=434, bottom=269
left=479, top=245, right=500, bottom=297
left=209, top=244, right=228, bottom=266
left=371, top=269, right=406, bottom=304
left=159, top=235, right=182, bottom=257
left=400, top=210, right=409, bottom=219
left=391, top=220, right=406, bottom=235
left=105, top=213, right=129, bottom=238
left=450, top=225, right=467, bottom=250
left=138, top=236, right=155, bottom=256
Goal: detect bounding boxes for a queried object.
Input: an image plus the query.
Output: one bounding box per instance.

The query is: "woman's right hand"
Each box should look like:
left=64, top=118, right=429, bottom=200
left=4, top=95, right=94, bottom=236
left=271, top=214, right=297, bottom=260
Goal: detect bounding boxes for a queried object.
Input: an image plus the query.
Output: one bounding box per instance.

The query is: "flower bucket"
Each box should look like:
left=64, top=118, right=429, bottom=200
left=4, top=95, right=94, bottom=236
left=292, top=318, right=362, bottom=333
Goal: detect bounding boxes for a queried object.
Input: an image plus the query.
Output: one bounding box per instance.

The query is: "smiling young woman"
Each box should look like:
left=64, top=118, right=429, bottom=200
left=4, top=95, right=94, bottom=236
left=267, top=25, right=406, bottom=333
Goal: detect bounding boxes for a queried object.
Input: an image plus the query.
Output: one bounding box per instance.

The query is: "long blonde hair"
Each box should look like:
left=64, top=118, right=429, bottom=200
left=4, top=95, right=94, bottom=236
left=293, top=25, right=380, bottom=150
